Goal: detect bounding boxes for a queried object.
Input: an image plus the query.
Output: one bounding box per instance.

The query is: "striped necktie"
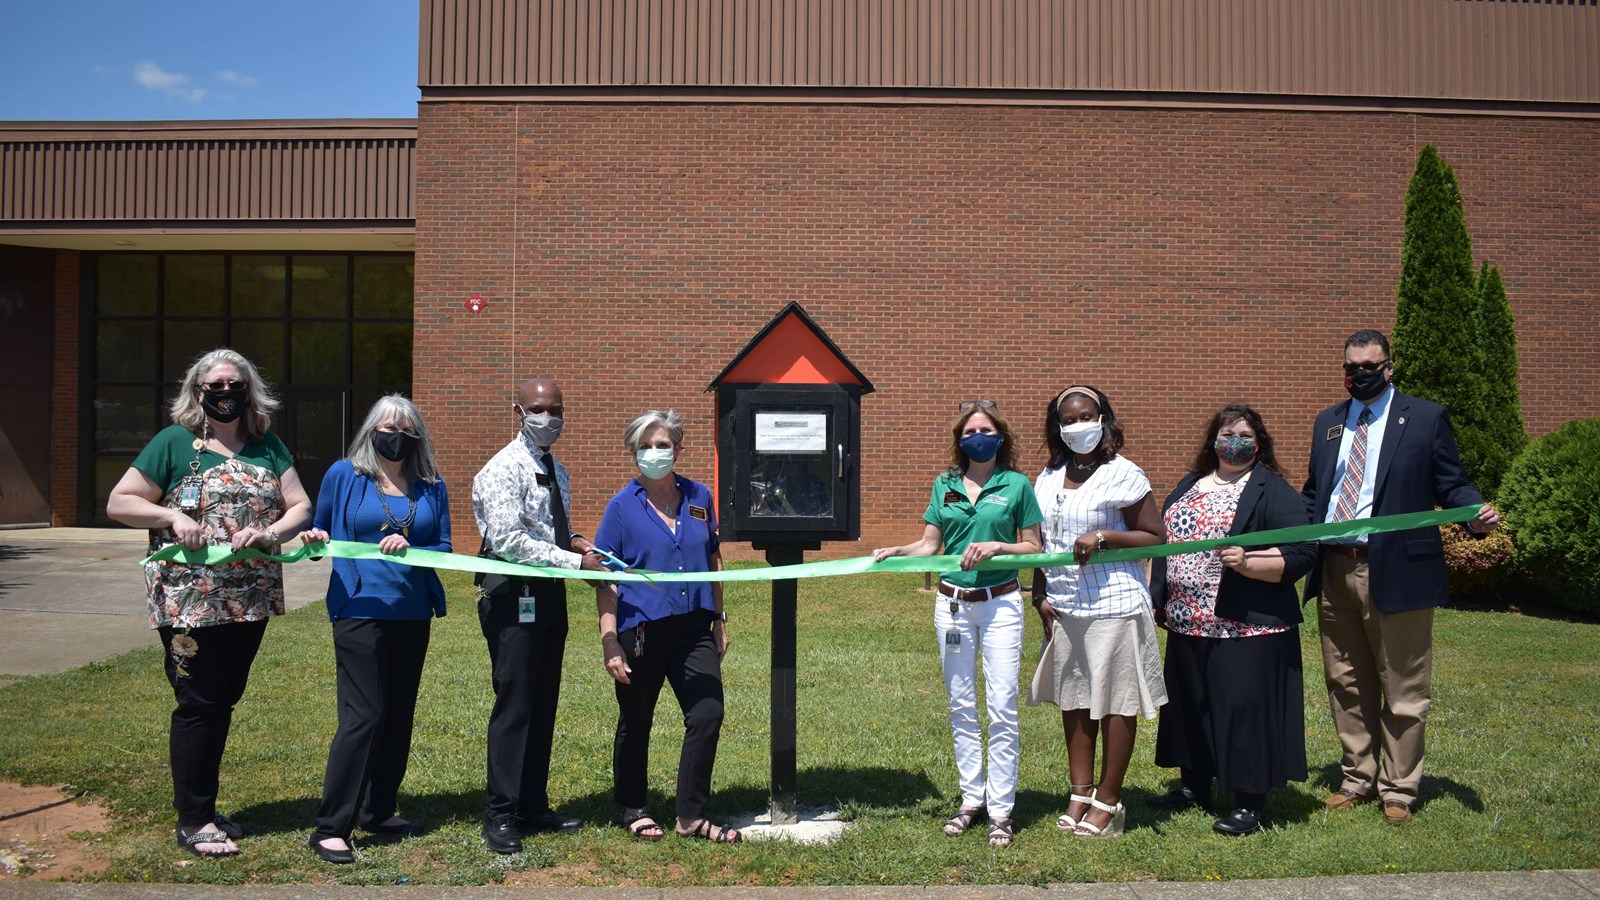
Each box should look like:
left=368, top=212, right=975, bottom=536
left=1332, top=406, right=1373, bottom=523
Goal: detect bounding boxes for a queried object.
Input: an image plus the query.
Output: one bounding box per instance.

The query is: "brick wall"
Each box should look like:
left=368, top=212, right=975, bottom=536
left=414, top=103, right=1600, bottom=558
left=51, top=250, right=79, bottom=528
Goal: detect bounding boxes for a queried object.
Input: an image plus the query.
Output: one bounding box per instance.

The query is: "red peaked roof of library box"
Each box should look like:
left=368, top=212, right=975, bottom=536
left=705, top=302, right=874, bottom=392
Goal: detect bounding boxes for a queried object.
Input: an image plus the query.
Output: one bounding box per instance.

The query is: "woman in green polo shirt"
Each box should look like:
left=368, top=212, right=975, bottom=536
left=874, top=399, right=1042, bottom=847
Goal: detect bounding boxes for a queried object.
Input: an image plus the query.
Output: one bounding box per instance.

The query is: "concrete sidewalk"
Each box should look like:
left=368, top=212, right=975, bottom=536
left=3, top=870, right=1598, bottom=897
left=0, top=527, right=329, bottom=685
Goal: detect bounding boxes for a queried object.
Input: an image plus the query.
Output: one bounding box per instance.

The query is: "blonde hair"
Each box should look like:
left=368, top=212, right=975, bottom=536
left=168, top=348, right=278, bottom=441
left=347, top=394, right=441, bottom=484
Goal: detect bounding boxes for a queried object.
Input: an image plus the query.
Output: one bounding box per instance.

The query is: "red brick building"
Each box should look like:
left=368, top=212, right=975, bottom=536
left=4, top=1, right=1598, bottom=556
left=411, top=0, right=1600, bottom=555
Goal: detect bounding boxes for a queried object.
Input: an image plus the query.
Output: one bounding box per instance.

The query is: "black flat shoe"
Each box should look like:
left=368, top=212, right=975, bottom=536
left=307, top=834, right=355, bottom=864
left=1148, top=785, right=1207, bottom=810
left=362, top=817, right=424, bottom=836
left=483, top=817, right=523, bottom=853
left=1212, top=808, right=1262, bottom=836
left=520, top=810, right=582, bottom=834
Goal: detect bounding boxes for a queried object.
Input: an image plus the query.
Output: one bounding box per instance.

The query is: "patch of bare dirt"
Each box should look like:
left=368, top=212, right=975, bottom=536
left=0, top=781, right=114, bottom=881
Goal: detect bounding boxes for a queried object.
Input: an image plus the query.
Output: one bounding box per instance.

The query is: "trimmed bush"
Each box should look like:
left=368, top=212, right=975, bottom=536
left=1442, top=522, right=1515, bottom=605
left=1497, top=415, right=1600, bottom=616
left=1393, top=146, right=1487, bottom=485
left=1471, top=262, right=1527, bottom=499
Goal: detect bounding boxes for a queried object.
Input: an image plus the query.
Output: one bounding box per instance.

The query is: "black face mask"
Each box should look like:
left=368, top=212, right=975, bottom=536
left=1344, top=366, right=1389, bottom=402
left=200, top=388, right=250, bottom=423
left=373, top=431, right=419, bottom=462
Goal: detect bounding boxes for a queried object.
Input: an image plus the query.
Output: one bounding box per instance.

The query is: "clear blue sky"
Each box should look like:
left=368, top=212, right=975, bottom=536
left=0, top=1, right=417, bottom=121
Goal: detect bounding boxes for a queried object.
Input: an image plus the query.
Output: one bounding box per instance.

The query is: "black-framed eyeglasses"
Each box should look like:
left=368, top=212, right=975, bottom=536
left=202, top=380, right=248, bottom=392
left=959, top=399, right=998, bottom=411
left=1342, top=360, right=1390, bottom=374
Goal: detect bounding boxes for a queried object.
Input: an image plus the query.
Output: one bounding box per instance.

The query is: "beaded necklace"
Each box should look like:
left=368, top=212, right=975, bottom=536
left=373, top=478, right=417, bottom=537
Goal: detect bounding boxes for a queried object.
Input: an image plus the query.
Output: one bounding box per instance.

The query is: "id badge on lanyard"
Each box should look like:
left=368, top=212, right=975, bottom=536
left=179, top=440, right=205, bottom=511
left=517, top=588, right=537, bottom=624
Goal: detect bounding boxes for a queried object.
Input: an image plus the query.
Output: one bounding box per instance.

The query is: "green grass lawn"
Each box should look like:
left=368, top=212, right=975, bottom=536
left=1, top=565, right=1596, bottom=885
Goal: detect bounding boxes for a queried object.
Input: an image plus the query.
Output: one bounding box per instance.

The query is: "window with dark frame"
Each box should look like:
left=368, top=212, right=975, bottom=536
left=84, top=251, right=414, bottom=524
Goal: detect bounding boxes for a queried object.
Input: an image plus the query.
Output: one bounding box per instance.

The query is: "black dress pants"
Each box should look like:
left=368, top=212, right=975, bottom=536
left=158, top=618, right=268, bottom=828
left=613, top=609, right=725, bottom=823
left=312, top=617, right=431, bottom=839
left=478, top=588, right=568, bottom=821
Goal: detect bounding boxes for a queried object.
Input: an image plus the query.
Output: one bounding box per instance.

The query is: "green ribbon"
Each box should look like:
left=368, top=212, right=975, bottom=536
left=143, top=504, right=1482, bottom=584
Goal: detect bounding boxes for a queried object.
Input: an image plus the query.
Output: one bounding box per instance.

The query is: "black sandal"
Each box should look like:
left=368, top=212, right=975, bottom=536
left=622, top=809, right=664, bottom=842
left=944, top=805, right=985, bottom=836
left=988, top=818, right=1014, bottom=847
left=175, top=827, right=236, bottom=858
left=679, top=818, right=741, bottom=843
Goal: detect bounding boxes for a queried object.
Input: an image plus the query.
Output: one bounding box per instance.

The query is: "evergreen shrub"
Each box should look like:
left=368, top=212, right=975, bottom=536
left=1497, top=415, right=1600, bottom=616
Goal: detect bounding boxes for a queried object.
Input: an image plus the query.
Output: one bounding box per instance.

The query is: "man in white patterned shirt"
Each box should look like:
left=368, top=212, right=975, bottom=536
left=471, top=377, right=606, bottom=853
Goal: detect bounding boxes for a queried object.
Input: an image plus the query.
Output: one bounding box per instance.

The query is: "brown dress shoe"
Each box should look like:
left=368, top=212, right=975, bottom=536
left=1383, top=800, right=1414, bottom=825
left=1325, top=789, right=1374, bottom=810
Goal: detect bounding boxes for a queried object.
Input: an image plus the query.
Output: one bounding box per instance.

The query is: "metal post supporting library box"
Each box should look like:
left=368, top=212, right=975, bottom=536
left=706, top=302, right=873, bottom=824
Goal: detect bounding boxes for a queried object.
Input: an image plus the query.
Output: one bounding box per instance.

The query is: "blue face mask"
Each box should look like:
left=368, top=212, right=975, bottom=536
left=959, top=431, right=1003, bottom=463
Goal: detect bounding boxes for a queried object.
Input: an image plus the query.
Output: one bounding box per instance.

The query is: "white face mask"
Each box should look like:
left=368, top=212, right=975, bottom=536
left=636, top=447, right=675, bottom=479
left=520, top=413, right=563, bottom=448
left=1059, top=418, right=1104, bottom=455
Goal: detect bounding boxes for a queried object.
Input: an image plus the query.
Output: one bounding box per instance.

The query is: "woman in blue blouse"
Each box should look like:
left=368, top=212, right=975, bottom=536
left=594, top=410, right=735, bottom=843
left=298, top=395, right=451, bottom=864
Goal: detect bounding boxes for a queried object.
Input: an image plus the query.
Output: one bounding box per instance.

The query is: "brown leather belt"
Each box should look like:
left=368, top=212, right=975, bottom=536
left=936, top=578, right=1020, bottom=603
left=1324, top=544, right=1368, bottom=559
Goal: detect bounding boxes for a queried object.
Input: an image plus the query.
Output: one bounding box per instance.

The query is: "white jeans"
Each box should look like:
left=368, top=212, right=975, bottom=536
left=935, top=585, right=1023, bottom=820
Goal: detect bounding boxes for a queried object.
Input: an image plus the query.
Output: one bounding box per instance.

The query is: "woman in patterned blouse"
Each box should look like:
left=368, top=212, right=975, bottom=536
left=107, top=348, right=315, bottom=858
left=1147, top=403, right=1316, bottom=836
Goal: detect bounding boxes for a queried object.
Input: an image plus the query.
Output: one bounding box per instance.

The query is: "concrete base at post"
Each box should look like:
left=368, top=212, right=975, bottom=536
left=728, top=806, right=853, bottom=844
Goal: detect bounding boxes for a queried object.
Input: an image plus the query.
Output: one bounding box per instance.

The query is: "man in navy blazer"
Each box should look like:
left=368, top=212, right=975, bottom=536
left=1302, top=329, right=1499, bottom=825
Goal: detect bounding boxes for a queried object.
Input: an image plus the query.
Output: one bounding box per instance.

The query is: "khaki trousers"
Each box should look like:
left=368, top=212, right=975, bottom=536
left=1318, top=550, right=1433, bottom=804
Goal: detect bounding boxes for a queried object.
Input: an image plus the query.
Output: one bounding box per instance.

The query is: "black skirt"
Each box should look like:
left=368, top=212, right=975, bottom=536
left=1154, top=628, right=1308, bottom=795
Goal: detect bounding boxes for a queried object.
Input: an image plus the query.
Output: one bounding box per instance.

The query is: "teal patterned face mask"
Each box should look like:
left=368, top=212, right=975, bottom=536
left=1214, top=434, right=1258, bottom=467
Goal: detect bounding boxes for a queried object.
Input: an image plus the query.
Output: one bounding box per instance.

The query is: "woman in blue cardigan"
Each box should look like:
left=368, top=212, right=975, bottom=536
left=299, top=395, right=451, bottom=863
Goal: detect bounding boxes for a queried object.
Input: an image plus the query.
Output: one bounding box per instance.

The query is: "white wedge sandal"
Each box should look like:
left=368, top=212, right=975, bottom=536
left=1073, top=793, right=1126, bottom=837
left=1056, top=783, right=1097, bottom=831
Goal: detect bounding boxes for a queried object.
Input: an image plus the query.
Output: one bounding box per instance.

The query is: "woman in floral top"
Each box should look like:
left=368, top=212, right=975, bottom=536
left=107, top=348, right=314, bottom=858
left=1148, top=404, right=1316, bottom=837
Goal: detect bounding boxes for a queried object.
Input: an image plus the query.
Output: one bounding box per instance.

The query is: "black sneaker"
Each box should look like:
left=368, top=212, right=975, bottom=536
left=1212, top=808, right=1262, bottom=836
left=482, top=816, right=523, bottom=853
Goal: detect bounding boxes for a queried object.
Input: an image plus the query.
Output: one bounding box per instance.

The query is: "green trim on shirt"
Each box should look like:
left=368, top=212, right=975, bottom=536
left=132, top=424, right=294, bottom=494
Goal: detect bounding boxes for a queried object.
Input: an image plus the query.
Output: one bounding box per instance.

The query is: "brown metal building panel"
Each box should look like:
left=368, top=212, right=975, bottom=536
left=417, top=0, right=1599, bottom=104
left=0, top=122, right=416, bottom=224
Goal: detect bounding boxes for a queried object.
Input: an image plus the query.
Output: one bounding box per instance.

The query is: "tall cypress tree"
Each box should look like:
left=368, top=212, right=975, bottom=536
left=1392, top=145, right=1491, bottom=486
left=1472, top=262, right=1526, bottom=499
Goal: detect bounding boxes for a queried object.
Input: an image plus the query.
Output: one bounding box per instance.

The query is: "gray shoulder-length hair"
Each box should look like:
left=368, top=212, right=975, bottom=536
left=623, top=409, right=684, bottom=451
left=169, top=348, right=279, bottom=441
left=348, top=394, right=441, bottom=483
